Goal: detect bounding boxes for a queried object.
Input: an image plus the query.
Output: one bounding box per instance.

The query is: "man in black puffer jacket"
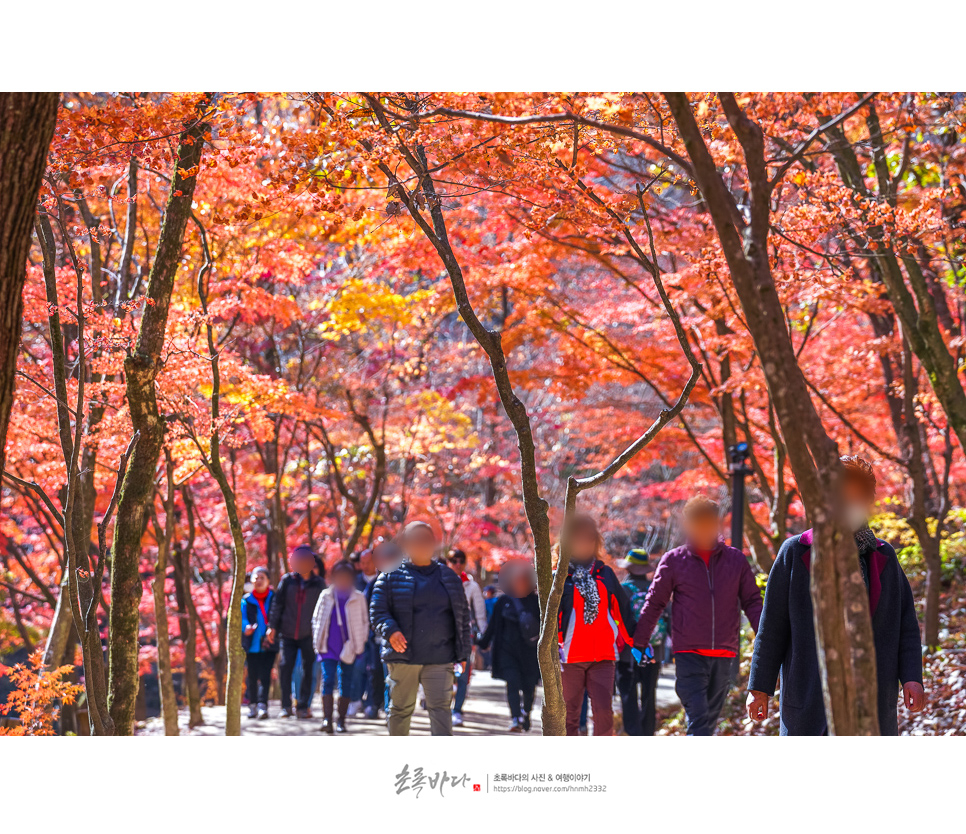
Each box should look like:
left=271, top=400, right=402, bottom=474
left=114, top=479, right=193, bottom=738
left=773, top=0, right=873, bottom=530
left=369, top=522, right=472, bottom=735
left=268, top=545, right=326, bottom=719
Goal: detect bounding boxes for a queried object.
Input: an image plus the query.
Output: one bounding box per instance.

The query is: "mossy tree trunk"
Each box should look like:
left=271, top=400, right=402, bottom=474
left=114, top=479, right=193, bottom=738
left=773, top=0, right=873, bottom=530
left=107, top=107, right=209, bottom=735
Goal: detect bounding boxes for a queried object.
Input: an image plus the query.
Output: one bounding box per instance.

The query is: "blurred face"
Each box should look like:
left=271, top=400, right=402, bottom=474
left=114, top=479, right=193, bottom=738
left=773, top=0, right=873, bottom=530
left=357, top=550, right=375, bottom=575
left=403, top=525, right=437, bottom=564
left=291, top=551, right=315, bottom=577
left=332, top=569, right=355, bottom=593
left=512, top=571, right=534, bottom=598
left=447, top=552, right=467, bottom=573
left=374, top=541, right=402, bottom=572
left=571, top=526, right=598, bottom=564
left=842, top=477, right=874, bottom=531
left=684, top=512, right=719, bottom=552
left=253, top=572, right=270, bottom=593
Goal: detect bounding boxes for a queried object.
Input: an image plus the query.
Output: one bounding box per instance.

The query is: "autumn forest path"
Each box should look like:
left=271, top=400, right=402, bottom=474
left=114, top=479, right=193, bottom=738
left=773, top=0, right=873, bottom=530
left=138, top=668, right=681, bottom=736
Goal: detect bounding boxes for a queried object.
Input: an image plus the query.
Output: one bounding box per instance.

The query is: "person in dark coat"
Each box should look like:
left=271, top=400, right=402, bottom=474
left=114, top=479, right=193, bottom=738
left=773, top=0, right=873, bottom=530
left=267, top=545, right=326, bottom=719
left=369, top=521, right=472, bottom=736
left=615, top=549, right=665, bottom=735
left=748, top=456, right=926, bottom=735
left=633, top=495, right=763, bottom=736
left=479, top=560, right=541, bottom=732
left=362, top=539, right=403, bottom=719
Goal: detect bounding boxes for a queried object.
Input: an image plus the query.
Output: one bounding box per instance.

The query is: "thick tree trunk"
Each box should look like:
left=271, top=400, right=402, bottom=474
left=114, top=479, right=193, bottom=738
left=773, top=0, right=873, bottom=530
left=665, top=92, right=880, bottom=735
left=0, top=93, right=59, bottom=477
left=108, top=109, right=208, bottom=734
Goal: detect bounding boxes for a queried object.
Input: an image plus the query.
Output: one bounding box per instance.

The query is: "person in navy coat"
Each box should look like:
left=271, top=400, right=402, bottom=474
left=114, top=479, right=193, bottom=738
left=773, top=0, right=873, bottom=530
left=747, top=456, right=926, bottom=735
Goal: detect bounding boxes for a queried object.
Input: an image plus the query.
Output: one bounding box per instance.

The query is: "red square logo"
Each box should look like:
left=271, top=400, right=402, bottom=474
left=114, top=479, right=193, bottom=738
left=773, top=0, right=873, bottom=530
left=473, top=784, right=481, bottom=792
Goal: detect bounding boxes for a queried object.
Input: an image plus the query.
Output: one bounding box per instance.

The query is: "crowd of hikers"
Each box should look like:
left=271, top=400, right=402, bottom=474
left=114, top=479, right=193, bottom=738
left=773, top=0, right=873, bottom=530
left=240, top=455, right=927, bottom=736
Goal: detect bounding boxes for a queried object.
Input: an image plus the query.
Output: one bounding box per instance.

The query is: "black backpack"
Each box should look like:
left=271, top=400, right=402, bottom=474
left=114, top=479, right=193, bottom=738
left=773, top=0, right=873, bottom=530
left=508, top=596, right=540, bottom=646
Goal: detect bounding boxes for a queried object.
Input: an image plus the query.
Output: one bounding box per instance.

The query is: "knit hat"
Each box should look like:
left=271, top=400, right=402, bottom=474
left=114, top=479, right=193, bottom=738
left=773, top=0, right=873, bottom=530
left=617, top=548, right=651, bottom=575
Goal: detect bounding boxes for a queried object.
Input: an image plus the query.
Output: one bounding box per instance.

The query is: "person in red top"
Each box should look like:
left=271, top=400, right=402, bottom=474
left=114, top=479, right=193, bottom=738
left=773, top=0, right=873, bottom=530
left=557, top=514, right=636, bottom=736
left=633, top=495, right=762, bottom=735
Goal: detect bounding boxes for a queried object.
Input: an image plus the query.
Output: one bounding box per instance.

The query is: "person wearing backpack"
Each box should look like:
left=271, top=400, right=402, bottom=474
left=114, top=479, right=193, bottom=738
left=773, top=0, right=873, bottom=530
left=616, top=549, right=665, bottom=735
left=241, top=566, right=278, bottom=720
left=557, top=514, right=636, bottom=736
left=478, top=560, right=541, bottom=732
left=747, top=456, right=926, bottom=735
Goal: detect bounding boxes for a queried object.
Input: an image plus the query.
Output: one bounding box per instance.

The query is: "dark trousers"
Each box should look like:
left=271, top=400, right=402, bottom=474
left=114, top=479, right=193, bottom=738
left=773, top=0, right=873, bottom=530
left=616, top=660, right=659, bottom=736
left=674, top=653, right=732, bottom=736
left=362, top=638, right=385, bottom=713
left=279, top=635, right=314, bottom=712
left=561, top=660, right=616, bottom=736
left=504, top=666, right=538, bottom=719
left=246, top=651, right=275, bottom=706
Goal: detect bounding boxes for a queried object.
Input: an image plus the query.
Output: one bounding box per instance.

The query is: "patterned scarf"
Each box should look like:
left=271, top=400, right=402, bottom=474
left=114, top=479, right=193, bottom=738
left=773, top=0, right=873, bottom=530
left=572, top=563, right=600, bottom=624
left=854, top=525, right=877, bottom=590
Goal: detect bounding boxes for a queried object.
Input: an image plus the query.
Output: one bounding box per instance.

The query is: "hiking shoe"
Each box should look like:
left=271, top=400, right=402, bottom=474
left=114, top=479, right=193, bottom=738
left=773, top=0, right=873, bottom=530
left=278, top=708, right=293, bottom=718
left=509, top=718, right=523, bottom=733
left=296, top=708, right=313, bottom=720
left=522, top=713, right=531, bottom=732
left=452, top=712, right=464, bottom=727
left=320, top=720, right=334, bottom=735
left=335, top=719, right=348, bottom=734
left=257, top=705, right=269, bottom=720
left=247, top=705, right=258, bottom=719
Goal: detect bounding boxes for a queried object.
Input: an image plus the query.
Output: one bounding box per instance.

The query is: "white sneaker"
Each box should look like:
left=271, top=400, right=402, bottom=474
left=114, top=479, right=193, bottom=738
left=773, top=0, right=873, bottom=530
left=347, top=700, right=363, bottom=717
left=452, top=712, right=464, bottom=727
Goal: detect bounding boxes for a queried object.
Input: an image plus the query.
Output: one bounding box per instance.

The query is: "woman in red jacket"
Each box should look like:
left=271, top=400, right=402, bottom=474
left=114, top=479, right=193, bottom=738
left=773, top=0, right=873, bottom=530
left=557, top=514, right=636, bottom=736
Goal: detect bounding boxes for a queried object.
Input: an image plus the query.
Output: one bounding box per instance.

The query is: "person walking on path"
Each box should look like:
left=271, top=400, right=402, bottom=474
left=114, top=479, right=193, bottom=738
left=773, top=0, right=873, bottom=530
left=312, top=560, right=369, bottom=734
left=747, top=456, right=926, bottom=735
left=369, top=522, right=472, bottom=736
left=557, top=514, right=636, bottom=736
left=362, top=539, right=404, bottom=719
left=479, top=560, right=541, bottom=732
left=633, top=495, right=763, bottom=736
left=616, top=549, right=665, bottom=735
left=241, top=566, right=278, bottom=720
left=447, top=546, right=488, bottom=727
left=268, top=545, right=326, bottom=719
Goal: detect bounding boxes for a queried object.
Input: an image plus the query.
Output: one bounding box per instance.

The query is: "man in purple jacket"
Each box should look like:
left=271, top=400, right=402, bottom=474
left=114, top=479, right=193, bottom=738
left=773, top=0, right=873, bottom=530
left=633, top=495, right=763, bottom=735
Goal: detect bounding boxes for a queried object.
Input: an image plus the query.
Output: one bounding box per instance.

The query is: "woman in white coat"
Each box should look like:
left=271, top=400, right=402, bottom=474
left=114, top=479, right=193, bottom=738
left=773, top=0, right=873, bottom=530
left=312, top=560, right=369, bottom=733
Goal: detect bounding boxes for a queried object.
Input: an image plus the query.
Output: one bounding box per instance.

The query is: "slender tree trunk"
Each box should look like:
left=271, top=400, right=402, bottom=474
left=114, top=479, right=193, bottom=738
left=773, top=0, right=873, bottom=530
left=153, top=455, right=180, bottom=735
left=108, top=107, right=209, bottom=734
left=0, top=93, right=59, bottom=478
left=922, top=536, right=942, bottom=650
left=173, top=543, right=204, bottom=727
left=355, top=95, right=700, bottom=733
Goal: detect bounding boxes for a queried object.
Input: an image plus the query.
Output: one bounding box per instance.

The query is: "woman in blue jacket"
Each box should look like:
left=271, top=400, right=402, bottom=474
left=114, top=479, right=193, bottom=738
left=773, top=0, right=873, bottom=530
left=242, top=566, right=278, bottom=719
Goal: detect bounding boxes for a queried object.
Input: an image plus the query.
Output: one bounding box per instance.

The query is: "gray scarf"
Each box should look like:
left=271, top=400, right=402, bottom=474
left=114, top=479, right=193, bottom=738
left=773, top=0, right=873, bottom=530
left=572, top=564, right=600, bottom=624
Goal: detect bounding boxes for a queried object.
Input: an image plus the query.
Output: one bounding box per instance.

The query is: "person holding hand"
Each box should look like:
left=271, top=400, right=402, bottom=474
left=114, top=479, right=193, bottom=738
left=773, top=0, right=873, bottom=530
left=747, top=456, right=926, bottom=734
left=369, top=521, right=472, bottom=736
